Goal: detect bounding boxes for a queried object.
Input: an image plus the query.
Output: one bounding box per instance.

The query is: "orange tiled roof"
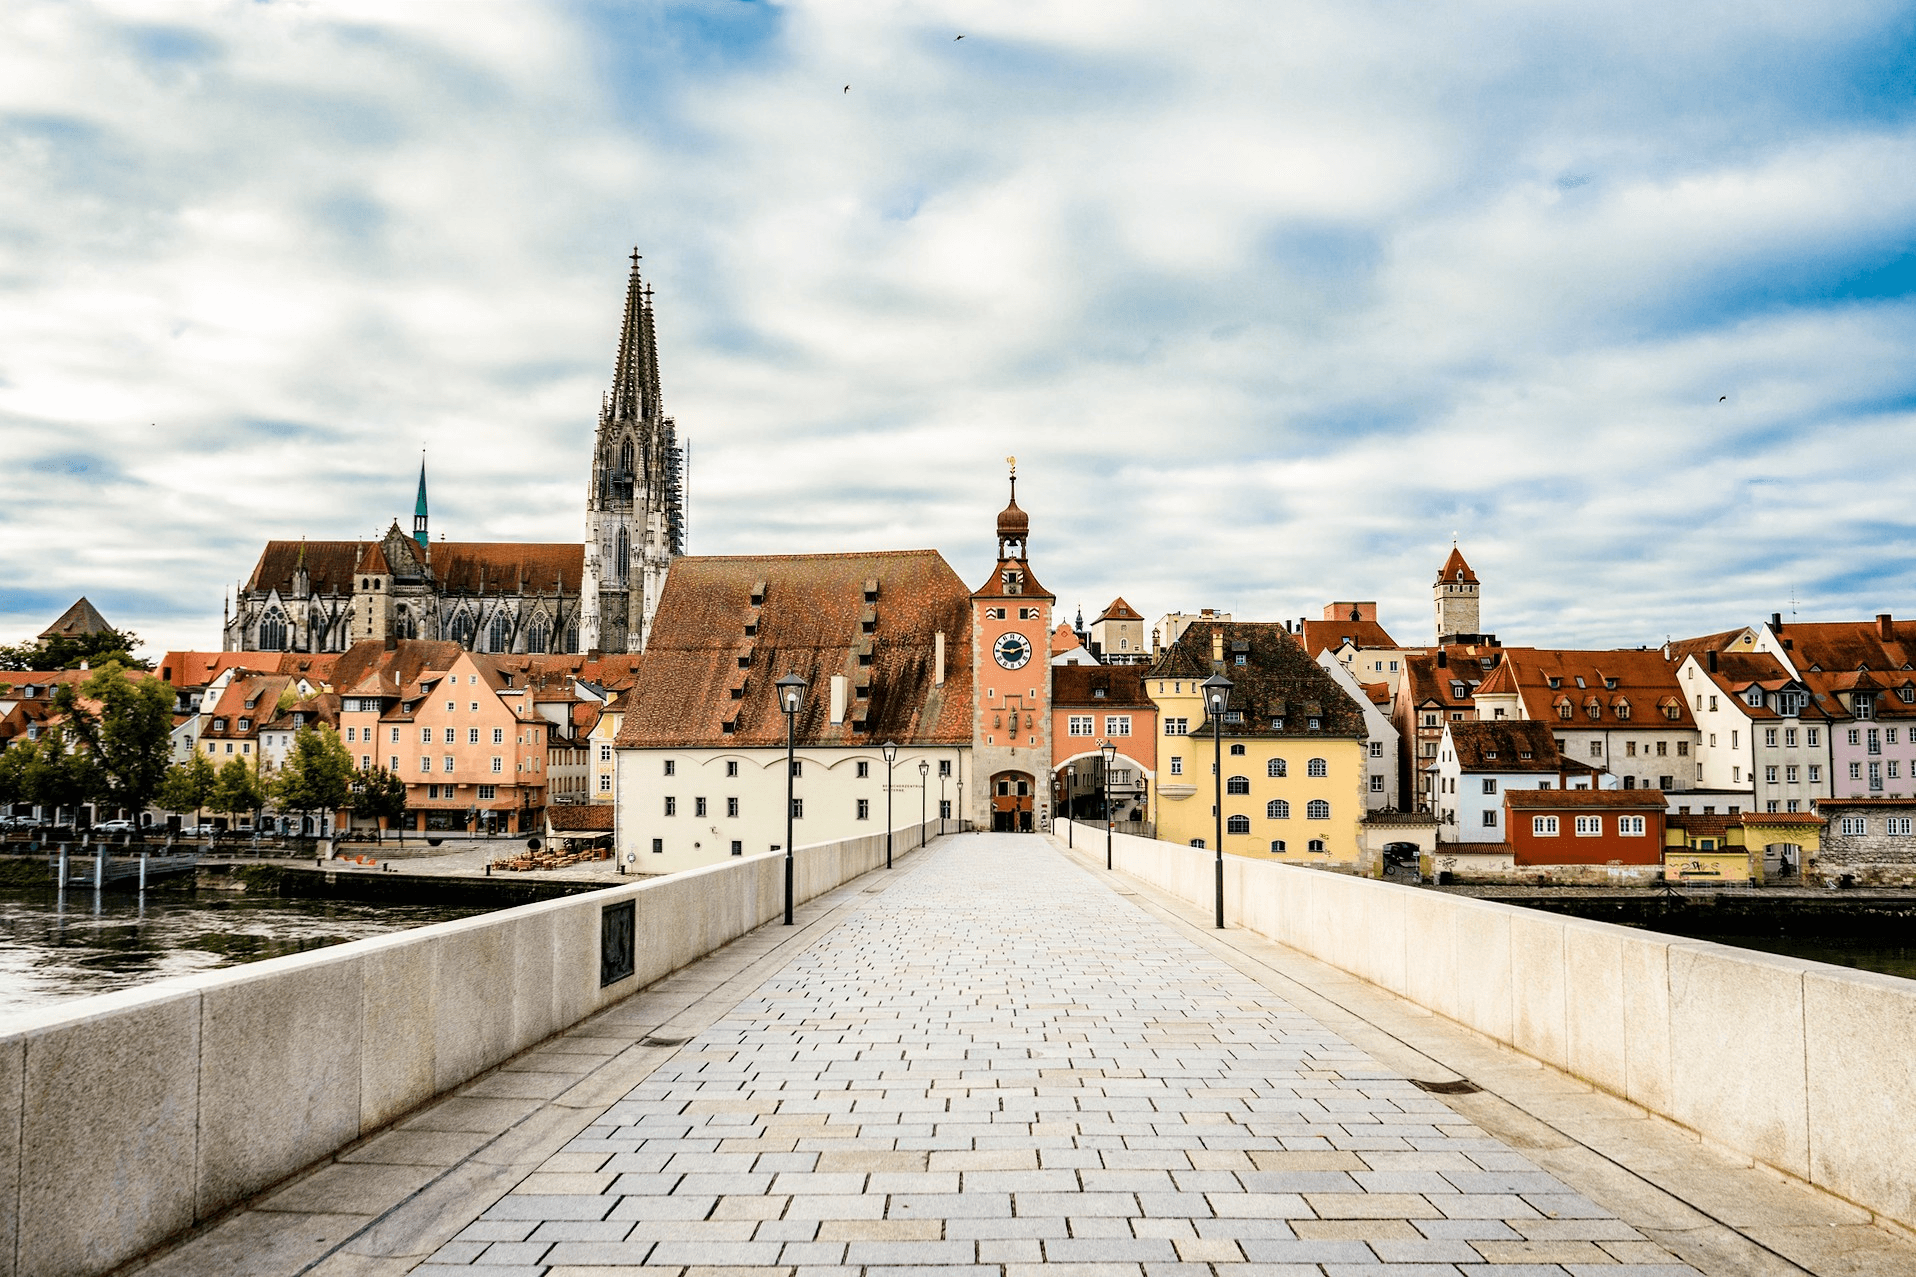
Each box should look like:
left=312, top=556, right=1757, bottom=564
left=1298, top=618, right=1400, bottom=657
left=1435, top=545, right=1478, bottom=585
left=1053, top=665, right=1153, bottom=708
left=1504, top=788, right=1667, bottom=810
left=1095, top=596, right=1144, bottom=622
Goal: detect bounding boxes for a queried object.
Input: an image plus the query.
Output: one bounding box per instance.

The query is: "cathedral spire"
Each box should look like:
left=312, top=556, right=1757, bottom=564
left=413, top=454, right=429, bottom=550
left=608, top=248, right=662, bottom=425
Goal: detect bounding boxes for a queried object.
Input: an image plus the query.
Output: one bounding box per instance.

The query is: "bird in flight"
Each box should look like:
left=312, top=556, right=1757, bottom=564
left=843, top=84, right=850, bottom=93
left=1719, top=396, right=1727, bottom=402
left=955, top=34, right=964, bottom=40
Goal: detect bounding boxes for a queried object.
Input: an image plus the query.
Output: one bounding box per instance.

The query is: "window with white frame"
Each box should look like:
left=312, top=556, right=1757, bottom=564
left=1307, top=800, right=1330, bottom=820
left=1839, top=816, right=1867, bottom=836
left=1104, top=715, right=1131, bottom=736
left=1889, top=817, right=1913, bottom=836
left=1482, top=778, right=1498, bottom=794
left=1532, top=815, right=1559, bottom=836
left=1267, top=799, right=1289, bottom=819
left=1575, top=815, right=1602, bottom=835
left=491, top=757, right=502, bottom=773
left=1164, top=717, right=1189, bottom=735
left=1068, top=715, right=1093, bottom=736
left=1307, top=758, right=1327, bottom=777
left=598, top=775, right=611, bottom=792
left=1370, top=775, right=1385, bottom=791
left=1268, top=758, right=1286, bottom=777
left=1482, top=809, right=1498, bottom=827
left=420, top=756, right=431, bottom=772
left=1619, top=815, right=1645, bottom=835
left=1368, top=741, right=1383, bottom=757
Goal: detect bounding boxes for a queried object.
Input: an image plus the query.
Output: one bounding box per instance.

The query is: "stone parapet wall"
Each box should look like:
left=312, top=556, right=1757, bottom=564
left=0, top=820, right=937, bottom=1277
left=1060, top=819, right=1916, bottom=1237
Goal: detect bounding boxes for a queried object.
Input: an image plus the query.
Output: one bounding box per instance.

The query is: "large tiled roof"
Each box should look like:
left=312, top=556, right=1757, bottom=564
left=329, top=640, right=466, bottom=701
left=157, top=651, right=339, bottom=688
left=1095, top=597, right=1144, bottom=623
left=201, top=673, right=294, bottom=738
left=1776, top=617, right=1916, bottom=675
left=39, top=597, right=112, bottom=639
left=616, top=551, right=973, bottom=749
left=1298, top=618, right=1399, bottom=657
left=1664, top=628, right=1756, bottom=662
left=245, top=540, right=584, bottom=595
left=1446, top=720, right=1563, bottom=771
left=548, top=805, right=616, bottom=832
left=1435, top=546, right=1478, bottom=585
left=1149, top=621, right=1367, bottom=740
left=1053, top=665, right=1152, bottom=708
left=1493, top=648, right=1693, bottom=729
left=1402, top=646, right=1503, bottom=710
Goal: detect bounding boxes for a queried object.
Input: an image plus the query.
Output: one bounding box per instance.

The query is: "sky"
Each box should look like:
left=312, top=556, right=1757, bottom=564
left=3, top=0, right=1916, bottom=659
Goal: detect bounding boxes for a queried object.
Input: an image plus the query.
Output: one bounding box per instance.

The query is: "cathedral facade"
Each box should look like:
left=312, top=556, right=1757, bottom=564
left=223, top=255, right=685, bottom=656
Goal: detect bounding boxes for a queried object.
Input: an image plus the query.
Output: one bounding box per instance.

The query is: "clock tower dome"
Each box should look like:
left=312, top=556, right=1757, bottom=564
left=970, top=461, right=1055, bottom=832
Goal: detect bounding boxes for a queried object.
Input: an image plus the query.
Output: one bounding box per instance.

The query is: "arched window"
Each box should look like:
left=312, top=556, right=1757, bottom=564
left=1229, top=743, right=1246, bottom=756
left=564, top=623, right=579, bottom=652
left=259, top=608, right=287, bottom=651
left=1266, top=799, right=1290, bottom=820
left=1226, top=775, right=1250, bottom=795
left=615, top=526, right=629, bottom=585
left=487, top=614, right=511, bottom=653
left=1267, top=758, right=1287, bottom=778
left=1226, top=814, right=1251, bottom=835
left=1307, top=799, right=1330, bottom=820
left=1307, top=839, right=1326, bottom=853
left=449, top=611, right=475, bottom=647
left=1307, top=757, right=1327, bottom=777
left=617, top=436, right=633, bottom=474
left=1269, top=840, right=1286, bottom=853
left=527, top=618, right=551, bottom=654
left=393, top=604, right=417, bottom=640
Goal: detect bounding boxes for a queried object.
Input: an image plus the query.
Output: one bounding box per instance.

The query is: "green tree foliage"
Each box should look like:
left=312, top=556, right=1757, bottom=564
left=52, top=664, right=177, bottom=815
left=157, top=752, right=218, bottom=821
left=350, top=766, right=409, bottom=838
left=209, top=756, right=265, bottom=819
left=273, top=726, right=355, bottom=825
left=0, top=627, right=150, bottom=672
left=2, top=727, right=102, bottom=816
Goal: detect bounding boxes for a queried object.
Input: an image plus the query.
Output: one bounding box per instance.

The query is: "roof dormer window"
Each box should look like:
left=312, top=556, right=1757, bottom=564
left=238, top=717, right=251, bottom=731
left=1746, top=688, right=1763, bottom=708
left=1856, top=694, right=1875, bottom=720
left=1574, top=676, right=1586, bottom=688
left=1546, top=677, right=1561, bottom=690
left=1604, top=678, right=1618, bottom=690
left=1484, top=750, right=1497, bottom=759
left=213, top=717, right=226, bottom=731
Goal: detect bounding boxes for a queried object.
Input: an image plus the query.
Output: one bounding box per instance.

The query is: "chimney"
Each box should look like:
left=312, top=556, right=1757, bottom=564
left=1211, top=629, right=1224, bottom=665
left=934, top=631, right=946, bottom=686
left=1436, top=649, right=1447, bottom=668
left=1878, top=613, right=1894, bottom=641
left=1772, top=612, right=1782, bottom=630
left=1708, top=650, right=1718, bottom=673
left=829, top=675, right=847, bottom=725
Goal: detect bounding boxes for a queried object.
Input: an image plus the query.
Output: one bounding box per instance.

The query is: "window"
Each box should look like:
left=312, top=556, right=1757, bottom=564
left=1786, top=799, right=1799, bottom=812
left=1891, top=761, right=1902, bottom=779
left=1481, top=809, right=1498, bottom=827
left=361, top=754, right=371, bottom=769
left=1228, top=742, right=1247, bottom=757
left=1532, top=815, right=1559, bottom=836
left=857, top=798, right=870, bottom=820
left=1369, top=775, right=1385, bottom=792
left=664, top=796, right=676, bottom=816
left=1810, top=764, right=1822, bottom=782
left=444, top=755, right=454, bottom=772
left=694, top=797, right=707, bottom=817
left=939, top=759, right=951, bottom=776
left=1226, top=776, right=1250, bottom=795
left=1839, top=816, right=1867, bottom=836
left=478, top=784, right=496, bottom=800
left=419, top=755, right=431, bottom=772
left=1267, top=799, right=1290, bottom=819
left=468, top=727, right=479, bottom=744
left=1785, top=765, right=1798, bottom=783
left=492, top=727, right=504, bottom=744
left=1270, top=840, right=1287, bottom=852
left=663, top=759, right=676, bottom=776
left=1575, top=815, right=1601, bottom=836
left=1869, top=728, right=1882, bottom=755
left=1105, top=716, right=1132, bottom=736
left=1890, top=729, right=1901, bottom=744
left=419, top=728, right=431, bottom=744
left=1851, top=762, right=1863, bottom=780
left=1889, top=817, right=1913, bottom=836
left=1169, top=757, right=1183, bottom=776
left=1307, top=839, right=1326, bottom=853
left=1479, top=778, right=1497, bottom=795
left=791, top=798, right=804, bottom=819
left=1308, top=800, right=1331, bottom=820
left=725, top=796, right=739, bottom=818
left=1808, top=728, right=1820, bottom=746
left=1265, top=758, right=1288, bottom=778
left=598, top=774, right=612, bottom=792
left=491, top=757, right=503, bottom=773
left=1619, top=816, right=1645, bottom=836
left=1856, top=695, right=1875, bottom=720
left=390, top=755, right=399, bottom=771
left=856, top=760, right=870, bottom=778
left=790, top=759, right=803, bottom=778
left=1307, top=758, right=1327, bottom=777
left=651, top=838, right=663, bottom=854
left=1765, top=728, right=1778, bottom=747
left=1069, top=715, right=1093, bottom=736
left=1226, top=814, right=1251, bottom=834
left=726, top=760, right=739, bottom=778
left=1165, top=717, right=1189, bottom=736
left=1766, top=766, right=1778, bottom=783
left=1849, top=729, right=1862, bottom=746
left=1368, top=741, right=1383, bottom=758
left=1676, top=740, right=1689, bottom=756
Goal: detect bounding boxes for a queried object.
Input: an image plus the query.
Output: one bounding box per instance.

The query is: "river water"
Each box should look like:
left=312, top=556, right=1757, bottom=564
left=0, top=889, right=489, bottom=1020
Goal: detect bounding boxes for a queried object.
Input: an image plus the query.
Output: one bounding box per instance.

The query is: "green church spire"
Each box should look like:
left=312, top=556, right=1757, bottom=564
left=413, top=454, right=429, bottom=549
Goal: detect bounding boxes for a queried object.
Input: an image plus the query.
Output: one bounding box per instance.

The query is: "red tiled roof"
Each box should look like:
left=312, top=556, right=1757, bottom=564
left=1095, top=597, right=1144, bottom=622
left=1435, top=545, right=1478, bottom=585
left=1504, top=789, right=1667, bottom=810
left=1446, top=720, right=1562, bottom=771
left=1496, top=648, right=1694, bottom=729
left=1777, top=617, right=1916, bottom=677
left=617, top=551, right=973, bottom=749
left=1298, top=618, right=1400, bottom=657
left=1052, top=665, right=1153, bottom=708
left=1148, top=622, right=1366, bottom=739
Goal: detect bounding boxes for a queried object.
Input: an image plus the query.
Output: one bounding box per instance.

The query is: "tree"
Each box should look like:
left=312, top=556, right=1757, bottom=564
left=157, top=752, right=218, bottom=826
left=9, top=727, right=102, bottom=824
left=350, top=766, right=409, bottom=842
left=0, top=627, right=150, bottom=671
left=273, top=725, right=354, bottom=836
left=209, top=756, right=265, bottom=826
left=52, top=663, right=177, bottom=818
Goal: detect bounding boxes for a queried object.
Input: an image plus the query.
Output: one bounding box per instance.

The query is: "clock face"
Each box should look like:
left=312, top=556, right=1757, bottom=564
left=993, top=631, right=1033, bottom=670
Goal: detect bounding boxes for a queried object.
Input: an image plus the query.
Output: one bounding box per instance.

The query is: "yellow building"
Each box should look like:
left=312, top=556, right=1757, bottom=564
left=1149, top=621, right=1369, bottom=865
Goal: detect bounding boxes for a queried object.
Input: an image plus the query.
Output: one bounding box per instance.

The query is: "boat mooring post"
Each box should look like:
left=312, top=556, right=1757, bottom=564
left=139, top=852, right=148, bottom=893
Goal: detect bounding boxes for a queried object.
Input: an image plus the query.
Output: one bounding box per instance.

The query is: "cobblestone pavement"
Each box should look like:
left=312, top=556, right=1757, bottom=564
left=418, top=833, right=1700, bottom=1276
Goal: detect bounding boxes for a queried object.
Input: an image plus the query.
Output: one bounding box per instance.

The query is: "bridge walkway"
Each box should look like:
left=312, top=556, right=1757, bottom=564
left=129, top=833, right=1912, bottom=1277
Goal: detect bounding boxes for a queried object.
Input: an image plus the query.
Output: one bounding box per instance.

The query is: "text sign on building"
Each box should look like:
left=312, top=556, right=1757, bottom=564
left=601, top=900, right=636, bottom=987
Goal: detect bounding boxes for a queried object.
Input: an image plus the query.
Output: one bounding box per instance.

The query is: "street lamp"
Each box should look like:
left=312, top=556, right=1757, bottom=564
left=1099, top=738, right=1118, bottom=870
left=1065, top=762, right=1073, bottom=847
left=881, top=740, right=898, bottom=869
left=917, top=759, right=930, bottom=846
left=776, top=672, right=808, bottom=925
left=1201, top=672, right=1233, bottom=929
left=939, top=761, right=948, bottom=836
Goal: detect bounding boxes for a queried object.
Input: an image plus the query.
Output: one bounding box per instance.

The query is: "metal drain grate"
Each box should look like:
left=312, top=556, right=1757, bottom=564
left=640, top=1035, right=692, bottom=1047
left=1410, top=1077, right=1482, bottom=1094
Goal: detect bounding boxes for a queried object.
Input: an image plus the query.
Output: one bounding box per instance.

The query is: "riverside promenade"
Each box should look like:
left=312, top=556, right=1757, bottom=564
left=129, top=834, right=1914, bottom=1277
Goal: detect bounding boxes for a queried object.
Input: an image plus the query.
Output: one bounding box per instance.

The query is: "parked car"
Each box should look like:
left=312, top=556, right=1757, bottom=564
left=0, top=815, right=37, bottom=831
left=93, top=819, right=138, bottom=834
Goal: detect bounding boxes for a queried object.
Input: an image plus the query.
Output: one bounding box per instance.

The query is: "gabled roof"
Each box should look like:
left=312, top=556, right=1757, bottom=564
left=1776, top=618, right=1916, bottom=678
left=156, top=651, right=340, bottom=689
left=1664, top=628, right=1758, bottom=662
left=1298, top=618, right=1400, bottom=658
left=245, top=539, right=584, bottom=596
left=1436, top=545, right=1478, bottom=585
left=1492, top=647, right=1694, bottom=728
left=617, top=551, right=973, bottom=749
left=1505, top=789, right=1667, bottom=811
left=329, top=640, right=466, bottom=703
left=1149, top=622, right=1366, bottom=739
left=39, top=597, right=112, bottom=639
left=1445, top=720, right=1562, bottom=771
left=1095, top=597, right=1144, bottom=623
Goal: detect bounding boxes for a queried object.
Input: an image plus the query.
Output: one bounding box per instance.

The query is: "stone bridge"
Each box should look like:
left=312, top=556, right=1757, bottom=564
left=10, top=831, right=1916, bottom=1276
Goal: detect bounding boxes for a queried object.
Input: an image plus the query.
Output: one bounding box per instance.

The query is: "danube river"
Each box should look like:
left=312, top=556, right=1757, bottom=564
left=0, top=889, right=488, bottom=1018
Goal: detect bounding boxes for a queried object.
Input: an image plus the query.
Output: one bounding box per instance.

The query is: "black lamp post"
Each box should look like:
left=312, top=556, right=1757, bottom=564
left=917, top=759, right=930, bottom=846
left=1201, top=672, right=1233, bottom=929
left=777, top=672, right=807, bottom=924
left=1100, top=739, right=1118, bottom=870
left=939, top=763, right=948, bottom=836
left=881, top=740, right=898, bottom=869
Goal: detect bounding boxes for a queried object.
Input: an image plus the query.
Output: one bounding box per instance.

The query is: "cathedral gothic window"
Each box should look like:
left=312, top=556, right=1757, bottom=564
left=527, top=618, right=551, bottom=654
left=259, top=609, right=287, bottom=651
left=487, top=614, right=511, bottom=653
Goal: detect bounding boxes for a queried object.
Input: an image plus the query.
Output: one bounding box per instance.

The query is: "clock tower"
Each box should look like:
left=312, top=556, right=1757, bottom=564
left=970, top=462, right=1055, bottom=832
